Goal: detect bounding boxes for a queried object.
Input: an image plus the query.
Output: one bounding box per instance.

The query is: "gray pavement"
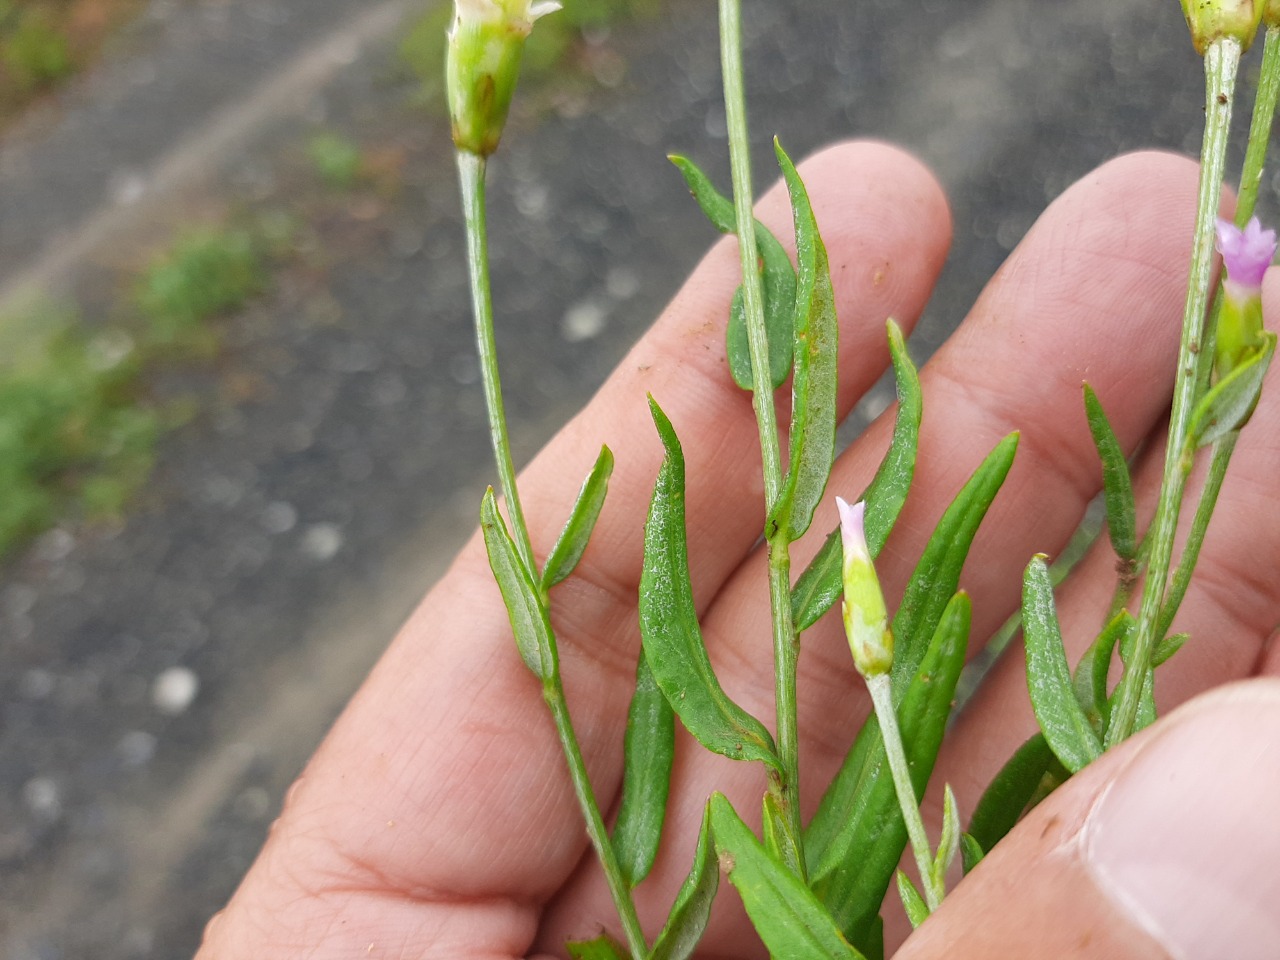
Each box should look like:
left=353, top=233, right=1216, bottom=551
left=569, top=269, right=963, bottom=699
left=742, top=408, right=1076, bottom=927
left=0, top=0, right=1246, bottom=957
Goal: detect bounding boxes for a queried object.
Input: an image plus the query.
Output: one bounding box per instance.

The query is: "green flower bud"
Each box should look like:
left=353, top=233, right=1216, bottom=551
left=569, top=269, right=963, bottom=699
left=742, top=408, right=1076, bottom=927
left=446, top=0, right=560, bottom=156
left=1267, top=0, right=1280, bottom=27
left=836, top=497, right=894, bottom=678
left=1180, top=0, right=1265, bottom=54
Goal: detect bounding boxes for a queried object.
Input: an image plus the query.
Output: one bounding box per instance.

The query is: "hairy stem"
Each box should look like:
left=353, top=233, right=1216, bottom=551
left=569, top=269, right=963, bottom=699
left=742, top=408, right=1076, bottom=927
left=867, top=673, right=941, bottom=911
left=1109, top=38, right=1240, bottom=746
left=718, top=0, right=803, bottom=847
left=457, top=150, right=537, bottom=576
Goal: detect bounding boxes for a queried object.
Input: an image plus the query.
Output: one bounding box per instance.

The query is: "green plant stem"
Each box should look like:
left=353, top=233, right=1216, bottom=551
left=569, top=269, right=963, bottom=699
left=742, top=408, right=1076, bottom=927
left=1108, top=38, right=1241, bottom=747
left=1158, top=28, right=1280, bottom=642
left=1236, top=26, right=1280, bottom=222
left=718, top=0, right=803, bottom=849
left=458, top=147, right=647, bottom=958
left=457, top=149, right=538, bottom=576
left=867, top=673, right=940, bottom=912
left=544, top=677, right=649, bottom=959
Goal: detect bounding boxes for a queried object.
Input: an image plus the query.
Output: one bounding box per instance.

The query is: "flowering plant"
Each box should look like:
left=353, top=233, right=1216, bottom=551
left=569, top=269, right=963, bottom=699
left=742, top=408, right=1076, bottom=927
left=443, top=0, right=1280, bottom=954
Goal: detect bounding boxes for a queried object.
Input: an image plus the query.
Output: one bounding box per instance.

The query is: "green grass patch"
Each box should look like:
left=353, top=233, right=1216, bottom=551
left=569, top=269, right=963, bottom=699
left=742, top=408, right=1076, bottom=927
left=307, top=131, right=364, bottom=189
left=0, top=222, right=270, bottom=558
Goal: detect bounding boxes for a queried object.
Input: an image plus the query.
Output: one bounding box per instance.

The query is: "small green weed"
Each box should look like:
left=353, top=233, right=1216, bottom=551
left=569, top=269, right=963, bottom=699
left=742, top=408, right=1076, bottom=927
left=0, top=221, right=272, bottom=559
left=135, top=228, right=264, bottom=351
left=0, top=308, right=157, bottom=552
left=307, top=131, right=364, bottom=189
left=2, top=9, right=72, bottom=91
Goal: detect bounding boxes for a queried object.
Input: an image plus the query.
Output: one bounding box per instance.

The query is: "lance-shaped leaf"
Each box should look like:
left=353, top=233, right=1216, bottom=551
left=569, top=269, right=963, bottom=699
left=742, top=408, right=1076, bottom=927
left=967, top=732, right=1064, bottom=856
left=960, top=833, right=985, bottom=875
left=670, top=154, right=796, bottom=390
left=709, top=794, right=866, bottom=960
left=1072, top=612, right=1131, bottom=733
left=651, top=802, right=719, bottom=960
left=640, top=398, right=780, bottom=769
left=542, top=445, right=614, bottom=590
left=1083, top=384, right=1137, bottom=563
left=612, top=647, right=675, bottom=888
left=1024, top=556, right=1102, bottom=773
left=1154, top=631, right=1189, bottom=667
left=770, top=139, right=838, bottom=542
left=566, top=934, right=629, bottom=960
left=791, top=321, right=922, bottom=631
left=931, top=784, right=961, bottom=896
left=762, top=792, right=805, bottom=880
left=480, top=488, right=558, bottom=680
left=895, top=871, right=929, bottom=929
left=807, top=593, right=969, bottom=948
left=890, top=433, right=1018, bottom=700
left=1189, top=331, right=1276, bottom=448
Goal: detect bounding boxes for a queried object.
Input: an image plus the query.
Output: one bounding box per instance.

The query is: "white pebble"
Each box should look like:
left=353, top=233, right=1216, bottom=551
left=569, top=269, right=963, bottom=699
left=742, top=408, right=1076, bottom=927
left=562, top=299, right=607, bottom=343
left=152, top=667, right=200, bottom=716
left=299, top=522, right=343, bottom=562
left=22, top=777, right=62, bottom=822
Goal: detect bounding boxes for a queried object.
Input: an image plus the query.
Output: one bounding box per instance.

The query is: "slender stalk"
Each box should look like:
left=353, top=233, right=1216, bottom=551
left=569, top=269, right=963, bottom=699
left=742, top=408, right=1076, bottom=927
left=1108, top=38, right=1241, bottom=747
left=1236, top=26, right=1280, bottom=222
left=867, top=673, right=940, bottom=911
left=1153, top=28, right=1280, bottom=643
left=718, top=0, right=803, bottom=846
left=457, top=150, right=538, bottom=576
left=459, top=148, right=646, bottom=955
left=544, top=678, right=649, bottom=958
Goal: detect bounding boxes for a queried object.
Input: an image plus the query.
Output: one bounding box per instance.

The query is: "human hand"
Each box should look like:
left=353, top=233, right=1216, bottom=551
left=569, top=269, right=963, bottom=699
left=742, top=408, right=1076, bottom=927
left=196, top=142, right=1280, bottom=959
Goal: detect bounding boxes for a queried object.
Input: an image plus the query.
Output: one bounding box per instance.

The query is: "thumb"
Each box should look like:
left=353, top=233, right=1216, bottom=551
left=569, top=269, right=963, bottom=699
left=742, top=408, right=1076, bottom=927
left=896, top=679, right=1280, bottom=960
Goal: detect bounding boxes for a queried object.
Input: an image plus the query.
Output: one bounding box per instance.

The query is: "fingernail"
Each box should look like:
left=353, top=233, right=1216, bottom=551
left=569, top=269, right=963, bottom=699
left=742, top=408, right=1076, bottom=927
left=1084, top=681, right=1280, bottom=960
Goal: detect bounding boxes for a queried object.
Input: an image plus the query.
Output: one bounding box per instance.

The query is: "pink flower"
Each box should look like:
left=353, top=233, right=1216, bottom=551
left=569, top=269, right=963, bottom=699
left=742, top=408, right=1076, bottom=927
left=1216, top=216, right=1277, bottom=297
left=836, top=496, right=870, bottom=564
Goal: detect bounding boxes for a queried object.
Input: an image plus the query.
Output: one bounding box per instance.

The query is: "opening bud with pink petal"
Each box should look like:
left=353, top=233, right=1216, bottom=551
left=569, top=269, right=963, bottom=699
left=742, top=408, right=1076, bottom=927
left=836, top=497, right=894, bottom=678
left=446, top=0, right=561, bottom=156
left=1180, top=0, right=1266, bottom=53
left=1214, top=216, right=1277, bottom=376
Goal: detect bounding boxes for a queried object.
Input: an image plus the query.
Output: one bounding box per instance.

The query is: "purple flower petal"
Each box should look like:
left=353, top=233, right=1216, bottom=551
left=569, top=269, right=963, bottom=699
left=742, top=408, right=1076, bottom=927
left=836, top=496, right=869, bottom=563
left=1216, top=216, right=1277, bottom=293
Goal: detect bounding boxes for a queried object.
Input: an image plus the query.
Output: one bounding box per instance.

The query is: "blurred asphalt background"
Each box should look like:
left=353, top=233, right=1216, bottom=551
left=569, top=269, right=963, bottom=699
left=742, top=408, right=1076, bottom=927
left=0, top=0, right=1260, bottom=957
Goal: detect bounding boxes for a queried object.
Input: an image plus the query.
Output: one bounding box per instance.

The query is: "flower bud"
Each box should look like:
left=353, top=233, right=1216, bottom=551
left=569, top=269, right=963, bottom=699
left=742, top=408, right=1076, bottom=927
left=1180, top=0, right=1265, bottom=53
left=836, top=497, right=894, bottom=677
left=1267, top=0, right=1280, bottom=27
left=1215, top=216, right=1276, bottom=376
left=446, top=0, right=560, bottom=156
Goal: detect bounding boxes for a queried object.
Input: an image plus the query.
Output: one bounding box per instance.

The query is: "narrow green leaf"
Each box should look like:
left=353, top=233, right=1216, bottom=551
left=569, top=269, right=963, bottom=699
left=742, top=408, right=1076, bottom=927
left=959, top=833, right=984, bottom=875
left=542, top=445, right=614, bottom=590
left=890, top=433, right=1019, bottom=700
left=861, top=320, right=924, bottom=556
left=1112, top=628, right=1159, bottom=736
left=967, top=732, right=1064, bottom=855
left=670, top=154, right=796, bottom=390
left=762, top=792, right=804, bottom=880
left=1153, top=631, right=1189, bottom=667
left=612, top=646, right=675, bottom=888
left=1083, top=384, right=1137, bottom=562
left=806, top=593, right=970, bottom=947
left=709, top=794, right=866, bottom=960
left=931, top=784, right=961, bottom=894
left=480, top=488, right=557, bottom=680
left=566, top=934, right=630, bottom=960
left=1024, top=555, right=1102, bottom=773
left=651, top=802, right=719, bottom=960
left=771, top=139, right=839, bottom=542
left=790, top=320, right=921, bottom=632
left=895, top=871, right=930, bottom=929
left=1190, top=332, right=1276, bottom=448
left=1072, top=612, right=1131, bottom=733
left=640, top=398, right=780, bottom=769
